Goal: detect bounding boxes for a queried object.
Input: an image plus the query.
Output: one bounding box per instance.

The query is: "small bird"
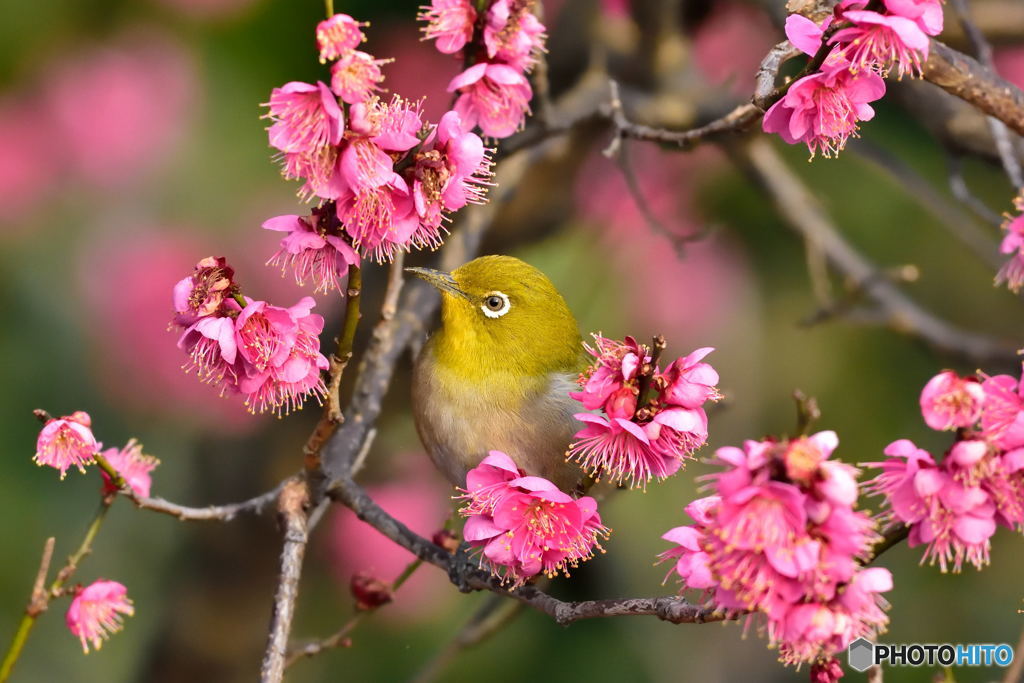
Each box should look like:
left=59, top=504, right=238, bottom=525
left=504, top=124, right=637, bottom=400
left=408, top=255, right=588, bottom=492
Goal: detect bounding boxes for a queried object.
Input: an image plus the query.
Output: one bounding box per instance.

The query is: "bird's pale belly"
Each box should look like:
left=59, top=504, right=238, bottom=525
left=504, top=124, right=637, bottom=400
left=412, top=359, right=583, bottom=491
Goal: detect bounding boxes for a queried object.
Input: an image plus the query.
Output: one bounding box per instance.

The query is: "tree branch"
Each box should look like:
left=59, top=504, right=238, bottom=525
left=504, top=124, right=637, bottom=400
left=736, top=136, right=1019, bottom=365
left=124, top=479, right=290, bottom=522
left=260, top=479, right=310, bottom=683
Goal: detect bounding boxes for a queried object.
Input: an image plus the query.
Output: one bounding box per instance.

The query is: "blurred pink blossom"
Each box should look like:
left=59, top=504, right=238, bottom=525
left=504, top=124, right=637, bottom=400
left=100, top=440, right=159, bottom=498
left=574, top=146, right=752, bottom=344
left=328, top=459, right=450, bottom=621
left=692, top=2, right=777, bottom=95
left=154, top=0, right=259, bottom=20
left=994, top=47, right=1024, bottom=89
left=42, top=31, right=197, bottom=189
left=34, top=411, right=99, bottom=479
left=0, top=97, right=60, bottom=228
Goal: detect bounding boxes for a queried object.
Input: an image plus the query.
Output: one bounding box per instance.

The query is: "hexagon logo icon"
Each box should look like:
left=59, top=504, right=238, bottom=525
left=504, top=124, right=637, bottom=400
left=847, top=637, right=874, bottom=672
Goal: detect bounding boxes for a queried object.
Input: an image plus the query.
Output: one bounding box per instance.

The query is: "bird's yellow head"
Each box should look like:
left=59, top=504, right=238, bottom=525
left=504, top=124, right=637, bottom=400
left=408, top=255, right=584, bottom=388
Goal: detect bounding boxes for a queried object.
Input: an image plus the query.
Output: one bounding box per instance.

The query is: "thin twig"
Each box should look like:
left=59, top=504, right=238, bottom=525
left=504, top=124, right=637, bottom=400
left=1, top=500, right=112, bottom=682
left=125, top=479, right=290, bottom=522
left=737, top=137, right=1018, bottom=364
left=412, top=595, right=526, bottom=683
left=752, top=40, right=803, bottom=111
left=284, top=557, right=423, bottom=668
left=260, top=479, right=311, bottom=683
left=850, top=139, right=1001, bottom=268
left=948, top=0, right=1024, bottom=189
left=947, top=154, right=1007, bottom=227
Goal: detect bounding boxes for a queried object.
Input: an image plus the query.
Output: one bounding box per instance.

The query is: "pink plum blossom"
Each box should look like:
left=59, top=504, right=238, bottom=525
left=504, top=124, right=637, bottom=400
left=980, top=369, right=1024, bottom=450
left=66, top=580, right=134, bottom=653
left=263, top=212, right=359, bottom=294
left=235, top=297, right=329, bottom=415
left=177, top=313, right=240, bottom=396
left=100, top=440, right=159, bottom=497
left=410, top=110, right=493, bottom=238
left=316, top=13, right=367, bottom=62
left=919, top=370, right=985, bottom=431
left=459, top=451, right=609, bottom=587
left=567, top=337, right=718, bottom=488
left=996, top=195, right=1024, bottom=293
left=448, top=62, right=533, bottom=139
left=264, top=81, right=344, bottom=198
left=172, top=256, right=238, bottom=326
left=830, top=10, right=930, bottom=78
left=883, top=0, right=944, bottom=35
left=335, top=173, right=421, bottom=262
left=659, top=347, right=721, bottom=409
left=662, top=431, right=889, bottom=665
left=867, top=439, right=997, bottom=572
left=330, top=51, right=389, bottom=105
left=762, top=60, right=886, bottom=158
left=34, top=412, right=99, bottom=478
left=483, top=0, right=547, bottom=72
left=419, top=0, right=477, bottom=54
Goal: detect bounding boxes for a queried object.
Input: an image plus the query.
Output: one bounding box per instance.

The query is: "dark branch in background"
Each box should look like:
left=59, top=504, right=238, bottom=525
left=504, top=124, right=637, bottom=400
left=735, top=137, right=1019, bottom=365
left=948, top=0, right=1024, bottom=188
left=849, top=139, right=1002, bottom=269
left=947, top=155, right=1008, bottom=226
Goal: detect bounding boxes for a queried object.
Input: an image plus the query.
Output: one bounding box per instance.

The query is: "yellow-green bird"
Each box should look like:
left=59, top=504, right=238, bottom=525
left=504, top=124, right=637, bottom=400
left=408, top=255, right=588, bottom=492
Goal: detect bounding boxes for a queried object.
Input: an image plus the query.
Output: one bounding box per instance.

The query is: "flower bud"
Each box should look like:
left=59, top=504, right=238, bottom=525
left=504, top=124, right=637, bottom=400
left=350, top=571, right=393, bottom=611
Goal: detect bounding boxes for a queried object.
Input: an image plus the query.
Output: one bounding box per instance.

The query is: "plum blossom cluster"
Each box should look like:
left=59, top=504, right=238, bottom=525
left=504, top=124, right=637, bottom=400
left=30, top=414, right=148, bottom=653
left=263, top=13, right=493, bottom=272
left=34, top=411, right=159, bottom=497
left=566, top=335, right=720, bottom=489
left=995, top=191, right=1024, bottom=293
left=171, top=256, right=330, bottom=415
left=865, top=368, right=1024, bottom=572
left=763, top=0, right=942, bottom=158
left=419, top=0, right=545, bottom=138
left=660, top=431, right=892, bottom=670
left=458, top=451, right=609, bottom=588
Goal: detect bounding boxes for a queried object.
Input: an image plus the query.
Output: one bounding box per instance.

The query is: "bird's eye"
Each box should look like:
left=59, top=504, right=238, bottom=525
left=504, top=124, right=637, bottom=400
left=480, top=291, right=511, bottom=318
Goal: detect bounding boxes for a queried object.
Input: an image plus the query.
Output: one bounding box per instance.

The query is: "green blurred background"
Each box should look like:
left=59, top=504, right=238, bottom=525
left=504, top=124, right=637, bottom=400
left=2, top=0, right=1023, bottom=680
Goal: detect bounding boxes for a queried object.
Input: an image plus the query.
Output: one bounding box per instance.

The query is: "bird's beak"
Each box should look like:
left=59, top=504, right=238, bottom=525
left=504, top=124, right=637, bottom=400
left=405, top=267, right=471, bottom=301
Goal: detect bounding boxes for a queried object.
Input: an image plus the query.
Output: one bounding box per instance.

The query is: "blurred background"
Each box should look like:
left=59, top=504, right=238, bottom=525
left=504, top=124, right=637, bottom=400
left=2, top=0, right=1024, bottom=681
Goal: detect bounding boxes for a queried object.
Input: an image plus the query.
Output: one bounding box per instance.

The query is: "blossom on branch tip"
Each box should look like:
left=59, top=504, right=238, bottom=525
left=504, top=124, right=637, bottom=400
left=919, top=370, right=985, bottom=431
left=483, top=0, right=547, bottom=72
left=419, top=0, right=477, bottom=55
left=316, top=13, right=367, bottom=63
left=448, top=62, right=532, bottom=139
left=459, top=451, right=608, bottom=588
left=34, top=412, right=99, bottom=478
left=66, top=580, right=134, bottom=653
left=661, top=431, right=888, bottom=666
left=100, top=439, right=159, bottom=497
left=263, top=212, right=359, bottom=294
left=866, top=439, right=997, bottom=572
left=762, top=61, right=885, bottom=159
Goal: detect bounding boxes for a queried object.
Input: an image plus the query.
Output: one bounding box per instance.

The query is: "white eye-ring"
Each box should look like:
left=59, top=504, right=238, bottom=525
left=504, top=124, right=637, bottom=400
left=481, top=291, right=511, bottom=318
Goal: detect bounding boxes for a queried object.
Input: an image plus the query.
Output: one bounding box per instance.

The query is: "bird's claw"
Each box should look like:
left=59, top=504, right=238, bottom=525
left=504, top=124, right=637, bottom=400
left=447, top=542, right=475, bottom=594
